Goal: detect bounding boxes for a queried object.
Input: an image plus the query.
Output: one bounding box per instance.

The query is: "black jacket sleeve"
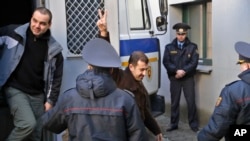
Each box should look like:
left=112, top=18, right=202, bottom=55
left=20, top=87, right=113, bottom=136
left=47, top=52, right=64, bottom=105
left=97, top=32, right=110, bottom=42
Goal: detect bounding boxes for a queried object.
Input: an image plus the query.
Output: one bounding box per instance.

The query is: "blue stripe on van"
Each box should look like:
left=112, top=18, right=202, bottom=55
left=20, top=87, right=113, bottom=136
left=120, top=38, right=159, bottom=56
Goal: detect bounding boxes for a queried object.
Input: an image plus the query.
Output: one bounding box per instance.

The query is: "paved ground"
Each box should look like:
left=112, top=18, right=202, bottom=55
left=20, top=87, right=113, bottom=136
left=153, top=113, right=198, bottom=141
left=151, top=108, right=225, bottom=141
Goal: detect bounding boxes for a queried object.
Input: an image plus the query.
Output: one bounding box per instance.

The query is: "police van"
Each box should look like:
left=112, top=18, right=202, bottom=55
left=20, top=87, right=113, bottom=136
left=45, top=0, right=168, bottom=115
left=0, top=0, right=168, bottom=140
left=45, top=0, right=168, bottom=96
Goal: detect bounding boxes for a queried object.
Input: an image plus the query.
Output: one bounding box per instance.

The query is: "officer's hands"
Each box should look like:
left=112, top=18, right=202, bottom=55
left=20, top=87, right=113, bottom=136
left=156, top=133, right=163, bottom=141
left=175, top=70, right=186, bottom=79
left=97, top=9, right=108, bottom=37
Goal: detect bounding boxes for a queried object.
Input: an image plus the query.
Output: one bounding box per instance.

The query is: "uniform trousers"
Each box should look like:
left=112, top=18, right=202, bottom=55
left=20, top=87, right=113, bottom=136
left=169, top=76, right=198, bottom=129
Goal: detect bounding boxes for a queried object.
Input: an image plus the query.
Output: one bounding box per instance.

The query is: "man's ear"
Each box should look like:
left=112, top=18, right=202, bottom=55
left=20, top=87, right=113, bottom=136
left=129, top=64, right=135, bottom=71
left=247, top=63, right=250, bottom=69
left=128, top=64, right=132, bottom=69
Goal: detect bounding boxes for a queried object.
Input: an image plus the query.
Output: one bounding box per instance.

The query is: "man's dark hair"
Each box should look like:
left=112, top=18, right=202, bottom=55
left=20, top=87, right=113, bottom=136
left=33, top=7, right=53, bottom=23
left=128, top=51, right=149, bottom=66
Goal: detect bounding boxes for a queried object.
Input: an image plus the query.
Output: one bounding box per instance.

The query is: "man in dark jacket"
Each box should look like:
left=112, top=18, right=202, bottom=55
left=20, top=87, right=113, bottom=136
left=0, top=7, right=109, bottom=141
left=42, top=38, right=148, bottom=141
left=96, top=9, right=163, bottom=141
left=198, top=41, right=250, bottom=141
left=112, top=51, right=163, bottom=141
left=97, top=10, right=162, bottom=141
left=163, top=23, right=199, bottom=132
left=0, top=7, right=63, bottom=141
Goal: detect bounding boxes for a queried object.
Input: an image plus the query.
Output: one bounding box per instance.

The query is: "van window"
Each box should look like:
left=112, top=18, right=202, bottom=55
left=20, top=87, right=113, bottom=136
left=159, top=0, right=168, bottom=18
left=128, top=0, right=151, bottom=30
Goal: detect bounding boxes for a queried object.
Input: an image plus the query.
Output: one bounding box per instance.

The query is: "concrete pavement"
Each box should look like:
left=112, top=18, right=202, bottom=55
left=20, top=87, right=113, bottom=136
left=152, top=108, right=225, bottom=141
left=153, top=113, right=198, bottom=141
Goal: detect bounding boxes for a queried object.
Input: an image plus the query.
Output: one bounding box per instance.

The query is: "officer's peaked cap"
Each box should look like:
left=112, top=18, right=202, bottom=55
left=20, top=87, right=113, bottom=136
left=173, top=23, right=191, bottom=33
left=82, top=38, right=121, bottom=68
left=235, top=41, right=250, bottom=64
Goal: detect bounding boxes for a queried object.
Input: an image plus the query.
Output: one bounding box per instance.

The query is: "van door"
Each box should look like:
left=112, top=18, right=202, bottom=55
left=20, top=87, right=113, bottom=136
left=106, top=0, right=167, bottom=95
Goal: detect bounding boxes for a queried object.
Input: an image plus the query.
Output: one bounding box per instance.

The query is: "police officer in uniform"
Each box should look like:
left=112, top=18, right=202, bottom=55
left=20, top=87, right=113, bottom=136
left=163, top=23, right=199, bottom=132
left=198, top=41, right=250, bottom=141
left=41, top=38, right=148, bottom=141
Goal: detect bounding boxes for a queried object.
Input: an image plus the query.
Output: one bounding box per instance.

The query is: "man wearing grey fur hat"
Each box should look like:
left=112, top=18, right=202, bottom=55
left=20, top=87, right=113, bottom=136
left=198, top=41, right=250, bottom=141
left=41, top=38, right=148, bottom=141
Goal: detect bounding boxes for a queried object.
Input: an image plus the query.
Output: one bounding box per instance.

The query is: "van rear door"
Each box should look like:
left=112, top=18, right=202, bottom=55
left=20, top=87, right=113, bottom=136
left=106, top=0, right=162, bottom=95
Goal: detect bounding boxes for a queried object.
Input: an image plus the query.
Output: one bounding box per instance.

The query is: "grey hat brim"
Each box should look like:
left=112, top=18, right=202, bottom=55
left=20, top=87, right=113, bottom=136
left=82, top=38, right=121, bottom=68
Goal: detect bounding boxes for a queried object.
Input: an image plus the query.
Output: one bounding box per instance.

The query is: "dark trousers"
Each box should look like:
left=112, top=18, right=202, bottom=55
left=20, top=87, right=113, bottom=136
left=169, top=76, right=198, bottom=128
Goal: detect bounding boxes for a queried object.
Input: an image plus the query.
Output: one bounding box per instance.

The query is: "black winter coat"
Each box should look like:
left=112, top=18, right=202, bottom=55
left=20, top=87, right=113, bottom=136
left=113, top=68, right=162, bottom=136
left=163, top=37, right=199, bottom=80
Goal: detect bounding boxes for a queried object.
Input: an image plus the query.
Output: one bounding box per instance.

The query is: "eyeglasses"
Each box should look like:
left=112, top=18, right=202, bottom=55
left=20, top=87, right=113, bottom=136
left=177, top=33, right=186, bottom=36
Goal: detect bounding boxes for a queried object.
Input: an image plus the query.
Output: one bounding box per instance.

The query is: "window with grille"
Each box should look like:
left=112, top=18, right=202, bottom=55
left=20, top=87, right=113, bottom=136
left=65, top=0, right=104, bottom=56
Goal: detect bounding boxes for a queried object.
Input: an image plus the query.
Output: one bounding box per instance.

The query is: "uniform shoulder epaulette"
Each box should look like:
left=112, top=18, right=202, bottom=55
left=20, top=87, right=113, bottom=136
left=123, top=89, right=135, bottom=97
left=225, top=80, right=239, bottom=86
